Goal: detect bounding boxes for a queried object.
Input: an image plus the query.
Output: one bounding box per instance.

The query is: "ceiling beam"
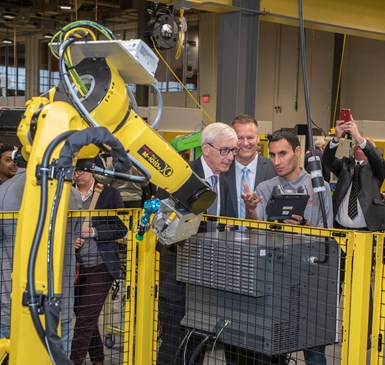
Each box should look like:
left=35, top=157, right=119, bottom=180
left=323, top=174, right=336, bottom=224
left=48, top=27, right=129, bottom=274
left=260, top=0, right=385, bottom=41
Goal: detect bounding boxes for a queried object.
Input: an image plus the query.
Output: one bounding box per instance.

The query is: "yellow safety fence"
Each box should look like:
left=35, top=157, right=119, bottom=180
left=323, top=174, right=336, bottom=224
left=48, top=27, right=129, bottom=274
left=0, top=209, right=383, bottom=365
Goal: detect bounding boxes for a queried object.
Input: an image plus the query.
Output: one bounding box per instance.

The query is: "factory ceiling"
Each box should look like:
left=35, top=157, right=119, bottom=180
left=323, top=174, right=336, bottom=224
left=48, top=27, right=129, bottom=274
left=0, top=0, right=138, bottom=38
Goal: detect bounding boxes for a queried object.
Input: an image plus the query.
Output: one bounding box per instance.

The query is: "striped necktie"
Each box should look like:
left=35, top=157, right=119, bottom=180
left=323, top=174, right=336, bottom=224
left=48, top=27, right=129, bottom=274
left=348, top=162, right=360, bottom=219
left=239, top=166, right=250, bottom=219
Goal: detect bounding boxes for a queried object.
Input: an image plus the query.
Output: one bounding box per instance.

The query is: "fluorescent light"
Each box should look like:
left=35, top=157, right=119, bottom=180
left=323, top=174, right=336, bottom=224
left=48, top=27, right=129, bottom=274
left=3, top=9, right=17, bottom=20
left=2, top=38, right=13, bottom=44
left=44, top=33, right=53, bottom=39
left=3, top=13, right=16, bottom=20
left=58, top=4, right=72, bottom=11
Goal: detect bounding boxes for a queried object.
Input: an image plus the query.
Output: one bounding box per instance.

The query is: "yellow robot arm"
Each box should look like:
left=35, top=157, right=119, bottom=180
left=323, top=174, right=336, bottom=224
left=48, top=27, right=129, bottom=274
left=5, top=20, right=215, bottom=364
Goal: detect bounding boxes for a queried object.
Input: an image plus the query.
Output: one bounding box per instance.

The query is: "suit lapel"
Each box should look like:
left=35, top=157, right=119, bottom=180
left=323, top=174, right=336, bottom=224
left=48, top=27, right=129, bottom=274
left=189, top=158, right=205, bottom=179
left=254, top=156, right=269, bottom=190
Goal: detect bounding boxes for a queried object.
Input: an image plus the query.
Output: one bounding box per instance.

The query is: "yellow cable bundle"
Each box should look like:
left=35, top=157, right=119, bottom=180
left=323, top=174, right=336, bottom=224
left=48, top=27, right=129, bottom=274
left=49, top=21, right=114, bottom=98
left=62, top=27, right=98, bottom=96
left=175, top=9, right=185, bottom=60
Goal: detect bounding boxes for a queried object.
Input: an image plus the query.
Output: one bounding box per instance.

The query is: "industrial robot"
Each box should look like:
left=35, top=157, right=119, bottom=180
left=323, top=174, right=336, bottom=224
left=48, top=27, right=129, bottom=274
left=0, top=20, right=215, bottom=364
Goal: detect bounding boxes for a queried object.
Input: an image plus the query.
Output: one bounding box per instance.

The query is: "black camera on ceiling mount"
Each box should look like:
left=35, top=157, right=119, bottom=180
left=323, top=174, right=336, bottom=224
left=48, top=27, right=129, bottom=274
left=146, top=3, right=179, bottom=50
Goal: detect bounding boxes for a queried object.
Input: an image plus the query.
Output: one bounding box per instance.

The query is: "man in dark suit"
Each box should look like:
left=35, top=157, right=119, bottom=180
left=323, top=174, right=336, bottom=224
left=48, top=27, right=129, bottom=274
left=322, top=116, right=385, bottom=231
left=190, top=122, right=240, bottom=215
left=224, top=114, right=276, bottom=224
left=323, top=116, right=385, bottom=356
left=157, top=122, right=239, bottom=365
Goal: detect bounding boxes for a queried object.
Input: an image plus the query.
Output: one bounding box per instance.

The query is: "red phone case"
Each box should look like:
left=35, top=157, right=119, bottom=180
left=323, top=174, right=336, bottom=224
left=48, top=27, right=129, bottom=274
left=339, top=108, right=351, bottom=123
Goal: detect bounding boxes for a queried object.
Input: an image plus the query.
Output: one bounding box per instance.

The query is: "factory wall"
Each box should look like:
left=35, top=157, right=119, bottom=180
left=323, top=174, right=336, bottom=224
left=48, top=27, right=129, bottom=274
left=2, top=12, right=385, bottom=135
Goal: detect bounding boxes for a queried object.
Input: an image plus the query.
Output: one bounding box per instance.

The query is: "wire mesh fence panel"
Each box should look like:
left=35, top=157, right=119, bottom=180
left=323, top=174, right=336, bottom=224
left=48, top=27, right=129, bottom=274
left=0, top=212, right=18, bottom=340
left=0, top=208, right=137, bottom=365
left=0, top=207, right=138, bottom=365
left=2, top=209, right=383, bottom=365
left=68, top=209, right=135, bottom=365
left=156, top=218, right=345, bottom=365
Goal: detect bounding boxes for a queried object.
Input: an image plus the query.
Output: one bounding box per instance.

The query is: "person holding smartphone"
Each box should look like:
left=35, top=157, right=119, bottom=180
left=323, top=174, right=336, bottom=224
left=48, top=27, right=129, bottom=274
left=322, top=114, right=385, bottom=232
left=323, top=113, right=385, bottom=353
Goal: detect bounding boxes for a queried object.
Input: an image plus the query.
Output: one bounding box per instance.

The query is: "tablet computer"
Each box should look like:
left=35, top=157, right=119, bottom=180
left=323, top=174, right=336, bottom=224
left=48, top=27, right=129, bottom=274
left=266, top=185, right=310, bottom=222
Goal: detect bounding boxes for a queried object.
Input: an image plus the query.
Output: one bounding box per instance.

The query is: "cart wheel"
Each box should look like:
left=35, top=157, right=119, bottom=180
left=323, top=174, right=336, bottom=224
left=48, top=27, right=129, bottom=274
left=105, top=333, right=115, bottom=348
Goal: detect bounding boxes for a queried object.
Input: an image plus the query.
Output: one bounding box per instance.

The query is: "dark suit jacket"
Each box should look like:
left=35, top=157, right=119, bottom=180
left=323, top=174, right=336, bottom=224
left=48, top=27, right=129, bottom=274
left=156, top=157, right=227, bottom=216
left=158, top=157, right=226, bottom=301
left=323, top=141, right=385, bottom=231
left=223, top=155, right=276, bottom=218
left=189, top=157, right=227, bottom=216
left=90, top=183, right=128, bottom=279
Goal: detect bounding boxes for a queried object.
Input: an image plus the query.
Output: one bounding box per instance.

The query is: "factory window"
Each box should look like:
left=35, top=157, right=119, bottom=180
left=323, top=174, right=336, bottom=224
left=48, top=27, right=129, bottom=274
left=0, top=43, right=26, bottom=97
left=39, top=41, right=60, bottom=94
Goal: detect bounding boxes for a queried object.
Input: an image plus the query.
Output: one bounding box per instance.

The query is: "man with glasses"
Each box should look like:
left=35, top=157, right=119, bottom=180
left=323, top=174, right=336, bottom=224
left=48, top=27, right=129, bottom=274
left=323, top=116, right=385, bottom=232
left=157, top=122, right=238, bottom=365
left=71, top=163, right=127, bottom=365
left=322, top=116, right=385, bottom=353
left=190, top=122, right=239, bottom=218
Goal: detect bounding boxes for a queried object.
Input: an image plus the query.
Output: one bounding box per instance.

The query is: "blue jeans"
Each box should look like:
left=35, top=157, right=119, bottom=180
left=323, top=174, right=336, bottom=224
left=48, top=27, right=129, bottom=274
left=0, top=324, right=10, bottom=338
left=61, top=319, right=73, bottom=358
left=303, top=345, right=326, bottom=365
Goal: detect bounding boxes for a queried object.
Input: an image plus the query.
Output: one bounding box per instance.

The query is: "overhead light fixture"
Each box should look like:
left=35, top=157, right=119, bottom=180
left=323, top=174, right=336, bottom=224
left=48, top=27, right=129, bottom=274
left=3, top=9, right=17, bottom=20
left=2, top=38, right=13, bottom=45
left=58, top=2, right=73, bottom=11
left=3, top=13, right=16, bottom=20
left=43, top=32, right=54, bottom=39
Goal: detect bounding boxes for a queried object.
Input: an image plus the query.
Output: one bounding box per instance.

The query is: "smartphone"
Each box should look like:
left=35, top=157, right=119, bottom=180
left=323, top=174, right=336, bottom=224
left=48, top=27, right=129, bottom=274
left=339, top=108, right=351, bottom=124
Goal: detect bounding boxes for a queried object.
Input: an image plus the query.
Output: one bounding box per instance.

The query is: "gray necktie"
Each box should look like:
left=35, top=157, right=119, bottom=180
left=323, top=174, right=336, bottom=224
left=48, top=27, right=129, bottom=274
left=207, top=175, right=218, bottom=215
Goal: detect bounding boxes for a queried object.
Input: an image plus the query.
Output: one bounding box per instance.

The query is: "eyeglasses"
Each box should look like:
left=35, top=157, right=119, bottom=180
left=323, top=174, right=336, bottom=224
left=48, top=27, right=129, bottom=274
left=207, top=143, right=240, bottom=156
left=73, top=169, right=85, bottom=175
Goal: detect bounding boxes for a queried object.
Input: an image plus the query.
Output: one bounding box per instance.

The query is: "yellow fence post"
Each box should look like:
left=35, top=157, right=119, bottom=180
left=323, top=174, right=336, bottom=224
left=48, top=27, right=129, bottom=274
left=340, top=232, right=352, bottom=365
left=370, top=233, right=385, bottom=364
left=343, top=232, right=373, bottom=365
left=135, top=228, right=158, bottom=364
left=122, top=210, right=140, bottom=365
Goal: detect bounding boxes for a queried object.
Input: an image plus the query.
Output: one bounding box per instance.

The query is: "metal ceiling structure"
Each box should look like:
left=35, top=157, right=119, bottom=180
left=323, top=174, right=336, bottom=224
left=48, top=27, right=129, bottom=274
left=0, top=0, right=138, bottom=38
